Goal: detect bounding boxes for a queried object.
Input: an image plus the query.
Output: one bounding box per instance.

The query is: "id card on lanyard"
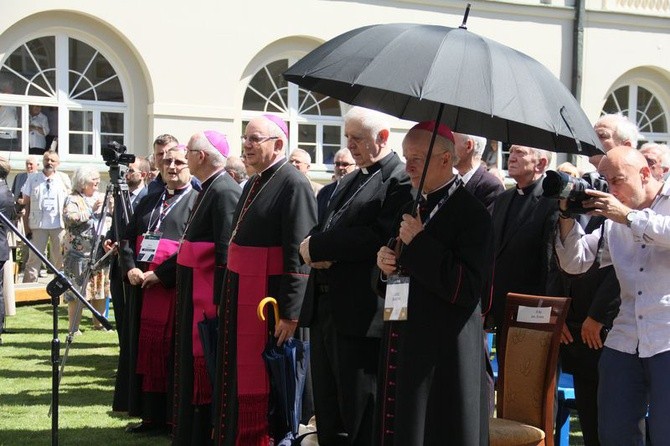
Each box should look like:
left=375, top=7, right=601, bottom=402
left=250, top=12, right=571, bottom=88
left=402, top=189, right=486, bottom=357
left=138, top=232, right=161, bottom=263
left=384, top=274, right=410, bottom=321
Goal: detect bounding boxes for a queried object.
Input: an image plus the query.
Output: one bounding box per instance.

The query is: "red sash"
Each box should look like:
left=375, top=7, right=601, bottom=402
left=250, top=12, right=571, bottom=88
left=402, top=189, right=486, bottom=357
left=135, top=237, right=180, bottom=393
left=177, top=240, right=218, bottom=404
left=227, top=242, right=283, bottom=445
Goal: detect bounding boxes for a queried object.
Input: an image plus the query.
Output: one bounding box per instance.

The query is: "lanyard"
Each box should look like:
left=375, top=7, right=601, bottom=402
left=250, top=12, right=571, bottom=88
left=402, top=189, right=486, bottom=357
left=422, top=178, right=462, bottom=227
left=147, top=185, right=192, bottom=233
left=324, top=169, right=381, bottom=230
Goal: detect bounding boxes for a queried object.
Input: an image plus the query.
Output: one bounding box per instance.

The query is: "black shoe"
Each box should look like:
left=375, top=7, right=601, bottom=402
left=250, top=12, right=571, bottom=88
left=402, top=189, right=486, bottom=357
left=125, top=422, right=167, bottom=435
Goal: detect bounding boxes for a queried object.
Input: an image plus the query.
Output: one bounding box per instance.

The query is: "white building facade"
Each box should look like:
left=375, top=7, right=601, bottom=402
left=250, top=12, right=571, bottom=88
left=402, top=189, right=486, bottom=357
left=0, top=0, right=668, bottom=178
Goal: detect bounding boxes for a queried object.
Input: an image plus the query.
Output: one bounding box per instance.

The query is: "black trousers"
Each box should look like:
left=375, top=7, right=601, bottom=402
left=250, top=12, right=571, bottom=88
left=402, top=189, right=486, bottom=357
left=560, top=341, right=601, bottom=446
left=310, top=290, right=379, bottom=446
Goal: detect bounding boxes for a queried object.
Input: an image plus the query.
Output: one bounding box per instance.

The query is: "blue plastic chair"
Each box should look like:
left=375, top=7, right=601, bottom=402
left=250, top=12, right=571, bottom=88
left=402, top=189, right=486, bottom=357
left=555, top=371, right=576, bottom=446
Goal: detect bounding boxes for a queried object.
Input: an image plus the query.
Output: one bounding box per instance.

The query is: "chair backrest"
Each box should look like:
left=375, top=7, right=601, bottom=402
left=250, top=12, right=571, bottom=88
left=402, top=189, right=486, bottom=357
left=496, top=293, right=570, bottom=444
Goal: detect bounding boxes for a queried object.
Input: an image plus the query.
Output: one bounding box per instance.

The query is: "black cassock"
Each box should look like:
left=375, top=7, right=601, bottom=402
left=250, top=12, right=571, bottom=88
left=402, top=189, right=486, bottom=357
left=154, top=171, right=241, bottom=445
left=112, top=185, right=198, bottom=421
left=377, top=184, right=493, bottom=446
left=213, top=160, right=316, bottom=446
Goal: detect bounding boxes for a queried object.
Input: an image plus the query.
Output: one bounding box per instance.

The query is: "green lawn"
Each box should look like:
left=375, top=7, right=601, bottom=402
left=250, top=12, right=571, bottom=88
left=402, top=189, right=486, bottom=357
left=0, top=303, right=170, bottom=446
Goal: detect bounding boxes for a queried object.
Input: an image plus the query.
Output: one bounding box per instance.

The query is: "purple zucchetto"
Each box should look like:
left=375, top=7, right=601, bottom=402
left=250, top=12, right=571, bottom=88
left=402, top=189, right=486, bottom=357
left=262, top=114, right=289, bottom=138
left=203, top=130, right=230, bottom=157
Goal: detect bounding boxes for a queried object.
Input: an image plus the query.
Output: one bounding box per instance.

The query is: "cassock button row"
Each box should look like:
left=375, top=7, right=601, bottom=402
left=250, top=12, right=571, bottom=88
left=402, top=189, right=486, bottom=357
left=638, top=291, right=642, bottom=295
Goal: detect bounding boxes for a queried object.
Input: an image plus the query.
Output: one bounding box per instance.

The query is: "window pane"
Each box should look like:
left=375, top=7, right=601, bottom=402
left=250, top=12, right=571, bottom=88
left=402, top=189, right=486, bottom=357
left=298, top=123, right=316, bottom=161
left=637, top=87, right=667, bottom=133
left=69, top=110, right=92, bottom=132
left=69, top=133, right=92, bottom=155
left=100, top=134, right=123, bottom=149
left=1, top=36, right=55, bottom=97
left=101, top=112, right=123, bottom=134
left=243, top=60, right=288, bottom=112
left=0, top=103, right=21, bottom=151
left=299, top=90, right=341, bottom=116
left=69, top=38, right=124, bottom=102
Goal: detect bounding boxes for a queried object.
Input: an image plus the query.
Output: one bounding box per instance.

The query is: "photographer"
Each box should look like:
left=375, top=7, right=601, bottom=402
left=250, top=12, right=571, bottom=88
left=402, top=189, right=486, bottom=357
left=554, top=146, right=670, bottom=445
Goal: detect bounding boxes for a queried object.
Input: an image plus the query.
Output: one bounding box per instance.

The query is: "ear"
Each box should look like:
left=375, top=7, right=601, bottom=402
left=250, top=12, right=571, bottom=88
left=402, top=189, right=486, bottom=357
left=536, top=156, right=549, bottom=172
left=274, top=138, right=284, bottom=154
left=377, top=129, right=390, bottom=145
left=640, top=165, right=652, bottom=183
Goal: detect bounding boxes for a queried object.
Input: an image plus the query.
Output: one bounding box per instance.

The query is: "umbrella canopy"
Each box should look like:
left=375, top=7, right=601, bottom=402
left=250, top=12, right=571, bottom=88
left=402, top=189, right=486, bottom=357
left=284, top=23, right=603, bottom=156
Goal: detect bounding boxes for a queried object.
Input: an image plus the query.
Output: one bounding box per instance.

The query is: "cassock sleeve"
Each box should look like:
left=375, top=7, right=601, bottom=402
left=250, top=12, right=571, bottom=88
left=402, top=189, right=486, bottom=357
left=277, top=179, right=317, bottom=319
left=213, top=180, right=241, bottom=305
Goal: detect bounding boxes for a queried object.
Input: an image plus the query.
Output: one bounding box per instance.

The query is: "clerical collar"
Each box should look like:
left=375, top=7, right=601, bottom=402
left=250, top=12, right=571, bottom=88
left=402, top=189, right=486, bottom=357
left=421, top=175, right=458, bottom=201
left=360, top=151, right=394, bottom=175
left=260, top=156, right=286, bottom=176
left=166, top=184, right=191, bottom=196
left=200, top=169, right=225, bottom=190
left=515, top=178, right=540, bottom=196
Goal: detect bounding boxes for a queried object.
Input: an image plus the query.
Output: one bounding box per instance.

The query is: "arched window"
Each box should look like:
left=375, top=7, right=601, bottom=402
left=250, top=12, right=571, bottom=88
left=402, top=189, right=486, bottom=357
left=0, top=34, right=126, bottom=156
left=242, top=59, right=343, bottom=169
left=602, top=85, right=669, bottom=145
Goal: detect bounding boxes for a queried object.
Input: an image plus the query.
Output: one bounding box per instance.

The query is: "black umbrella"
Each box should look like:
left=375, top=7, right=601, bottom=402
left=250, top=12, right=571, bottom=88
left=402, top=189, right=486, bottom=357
left=283, top=20, right=603, bottom=157
left=257, top=298, right=310, bottom=443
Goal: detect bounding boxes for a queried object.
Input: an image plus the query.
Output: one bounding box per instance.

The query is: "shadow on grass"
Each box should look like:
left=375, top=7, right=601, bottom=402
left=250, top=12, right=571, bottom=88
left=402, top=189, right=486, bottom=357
left=0, top=427, right=171, bottom=446
left=0, top=385, right=114, bottom=407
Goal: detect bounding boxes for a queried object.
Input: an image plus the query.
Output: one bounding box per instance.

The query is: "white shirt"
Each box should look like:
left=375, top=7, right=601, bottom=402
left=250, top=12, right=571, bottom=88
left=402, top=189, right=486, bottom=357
left=555, top=179, right=670, bottom=358
left=21, top=171, right=72, bottom=230
left=29, top=112, right=50, bottom=149
left=459, top=165, right=478, bottom=185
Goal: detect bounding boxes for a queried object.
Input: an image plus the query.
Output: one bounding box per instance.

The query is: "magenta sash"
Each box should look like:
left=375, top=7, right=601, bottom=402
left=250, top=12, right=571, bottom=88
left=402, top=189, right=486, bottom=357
left=177, top=240, right=218, bottom=404
left=227, top=242, right=283, bottom=445
left=135, top=237, right=180, bottom=393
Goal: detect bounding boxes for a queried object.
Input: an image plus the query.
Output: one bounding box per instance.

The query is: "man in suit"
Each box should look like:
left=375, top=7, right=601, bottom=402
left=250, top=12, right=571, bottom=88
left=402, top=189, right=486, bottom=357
left=453, top=132, right=505, bottom=213
left=488, top=145, right=559, bottom=335
left=0, top=157, right=17, bottom=345
left=299, top=107, right=412, bottom=446
left=316, top=148, right=357, bottom=222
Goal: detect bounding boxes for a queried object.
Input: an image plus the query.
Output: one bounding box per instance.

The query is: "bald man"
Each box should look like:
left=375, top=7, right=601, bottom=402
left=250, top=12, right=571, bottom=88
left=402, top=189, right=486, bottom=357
left=555, top=146, right=670, bottom=445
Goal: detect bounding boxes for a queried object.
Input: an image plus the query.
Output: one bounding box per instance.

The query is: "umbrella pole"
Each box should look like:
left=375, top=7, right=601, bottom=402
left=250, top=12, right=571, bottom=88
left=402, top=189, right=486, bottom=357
left=459, top=3, right=472, bottom=30
left=411, top=103, right=445, bottom=216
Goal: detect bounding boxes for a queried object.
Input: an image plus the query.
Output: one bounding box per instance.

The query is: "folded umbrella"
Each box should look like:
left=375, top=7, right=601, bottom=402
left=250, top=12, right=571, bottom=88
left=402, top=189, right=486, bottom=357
left=257, top=297, right=310, bottom=443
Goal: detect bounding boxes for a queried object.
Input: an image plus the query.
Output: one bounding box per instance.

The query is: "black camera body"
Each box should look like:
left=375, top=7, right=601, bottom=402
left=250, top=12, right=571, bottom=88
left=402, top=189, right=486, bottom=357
left=102, top=141, right=135, bottom=167
left=542, top=170, right=609, bottom=214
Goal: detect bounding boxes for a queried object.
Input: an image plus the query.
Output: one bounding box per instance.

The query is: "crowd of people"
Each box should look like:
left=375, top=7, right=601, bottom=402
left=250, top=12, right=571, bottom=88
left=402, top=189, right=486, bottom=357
left=0, top=107, right=669, bottom=446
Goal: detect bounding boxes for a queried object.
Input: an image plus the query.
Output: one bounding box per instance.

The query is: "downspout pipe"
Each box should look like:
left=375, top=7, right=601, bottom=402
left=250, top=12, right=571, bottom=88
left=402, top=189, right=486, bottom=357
left=571, top=0, right=586, bottom=163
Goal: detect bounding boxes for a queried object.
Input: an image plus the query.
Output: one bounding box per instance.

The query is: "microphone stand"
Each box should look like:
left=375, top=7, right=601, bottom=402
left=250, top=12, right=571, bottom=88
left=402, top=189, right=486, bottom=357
left=0, top=212, right=112, bottom=446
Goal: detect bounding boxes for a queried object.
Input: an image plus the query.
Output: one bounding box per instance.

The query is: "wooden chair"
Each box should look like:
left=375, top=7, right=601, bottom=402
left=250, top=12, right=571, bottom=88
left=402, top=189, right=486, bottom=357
left=489, top=293, right=570, bottom=446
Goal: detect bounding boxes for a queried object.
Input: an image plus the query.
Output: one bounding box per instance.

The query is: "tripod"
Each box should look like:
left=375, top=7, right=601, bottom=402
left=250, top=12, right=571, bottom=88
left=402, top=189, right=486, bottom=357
left=55, top=164, right=133, bottom=401
left=0, top=210, right=112, bottom=446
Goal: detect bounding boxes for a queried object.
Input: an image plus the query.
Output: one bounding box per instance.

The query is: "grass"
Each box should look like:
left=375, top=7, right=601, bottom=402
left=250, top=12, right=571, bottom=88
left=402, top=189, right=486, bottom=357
left=2, top=303, right=586, bottom=446
left=0, top=303, right=170, bottom=446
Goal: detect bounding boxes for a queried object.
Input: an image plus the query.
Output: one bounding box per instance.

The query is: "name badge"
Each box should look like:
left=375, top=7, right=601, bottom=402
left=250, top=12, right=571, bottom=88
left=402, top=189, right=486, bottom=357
left=384, top=274, right=410, bottom=321
left=137, top=233, right=161, bottom=263
left=42, top=197, right=56, bottom=211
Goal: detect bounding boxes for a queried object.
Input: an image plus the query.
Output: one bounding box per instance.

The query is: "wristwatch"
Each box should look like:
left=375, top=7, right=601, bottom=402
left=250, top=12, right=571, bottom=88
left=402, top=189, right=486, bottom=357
left=626, top=211, right=637, bottom=228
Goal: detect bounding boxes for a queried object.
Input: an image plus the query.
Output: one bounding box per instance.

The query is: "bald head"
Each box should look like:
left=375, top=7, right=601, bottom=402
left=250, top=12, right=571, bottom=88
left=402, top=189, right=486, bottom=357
left=599, top=146, right=662, bottom=210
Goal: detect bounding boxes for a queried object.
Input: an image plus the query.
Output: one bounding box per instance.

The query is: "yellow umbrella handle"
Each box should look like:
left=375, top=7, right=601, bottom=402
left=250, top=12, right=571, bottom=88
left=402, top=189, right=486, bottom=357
left=257, top=297, right=280, bottom=322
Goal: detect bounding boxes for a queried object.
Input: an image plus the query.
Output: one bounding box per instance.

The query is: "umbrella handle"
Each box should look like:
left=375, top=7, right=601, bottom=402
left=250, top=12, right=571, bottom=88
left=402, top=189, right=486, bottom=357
left=257, top=297, right=280, bottom=322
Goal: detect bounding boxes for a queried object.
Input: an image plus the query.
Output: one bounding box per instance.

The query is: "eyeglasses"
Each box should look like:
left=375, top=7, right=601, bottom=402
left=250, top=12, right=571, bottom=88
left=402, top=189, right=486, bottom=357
left=334, top=161, right=354, bottom=167
left=646, top=158, right=658, bottom=167
left=162, top=158, right=189, bottom=168
left=241, top=135, right=278, bottom=145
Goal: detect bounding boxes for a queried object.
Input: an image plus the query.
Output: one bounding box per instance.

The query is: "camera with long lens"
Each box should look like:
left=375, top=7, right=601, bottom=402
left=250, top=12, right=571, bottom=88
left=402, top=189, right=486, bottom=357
left=541, top=170, right=609, bottom=215
left=102, top=141, right=135, bottom=167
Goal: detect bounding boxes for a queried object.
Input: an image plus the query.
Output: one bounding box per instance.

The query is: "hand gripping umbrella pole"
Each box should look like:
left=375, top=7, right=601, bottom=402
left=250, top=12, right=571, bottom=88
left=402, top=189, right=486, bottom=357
left=0, top=211, right=112, bottom=446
